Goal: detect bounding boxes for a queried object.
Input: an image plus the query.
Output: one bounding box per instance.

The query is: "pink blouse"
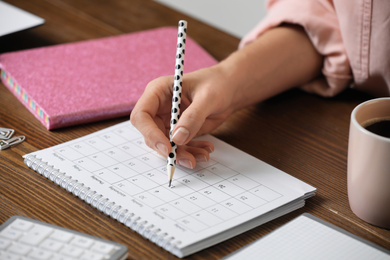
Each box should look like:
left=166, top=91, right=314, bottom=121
left=240, top=0, right=390, bottom=97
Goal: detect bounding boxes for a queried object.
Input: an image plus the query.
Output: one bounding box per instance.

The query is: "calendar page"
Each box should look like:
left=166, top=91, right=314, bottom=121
left=24, top=121, right=315, bottom=257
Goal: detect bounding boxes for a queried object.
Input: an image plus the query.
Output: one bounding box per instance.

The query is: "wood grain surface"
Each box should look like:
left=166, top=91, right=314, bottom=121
left=0, top=1, right=388, bottom=259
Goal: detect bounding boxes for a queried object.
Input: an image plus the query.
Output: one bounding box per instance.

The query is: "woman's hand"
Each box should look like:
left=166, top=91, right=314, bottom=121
left=130, top=65, right=237, bottom=169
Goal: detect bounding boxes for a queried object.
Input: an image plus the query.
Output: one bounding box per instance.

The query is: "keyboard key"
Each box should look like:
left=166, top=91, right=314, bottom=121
left=19, top=225, right=53, bottom=246
left=51, top=255, right=73, bottom=260
left=70, top=235, right=95, bottom=248
left=0, top=252, right=21, bottom=260
left=28, top=249, right=53, bottom=260
left=50, top=229, right=74, bottom=243
left=0, top=227, right=22, bottom=240
left=0, top=237, right=11, bottom=250
left=60, top=245, right=84, bottom=258
left=10, top=219, right=34, bottom=232
left=40, top=238, right=64, bottom=252
left=8, top=243, right=32, bottom=255
left=80, top=251, right=106, bottom=260
left=91, top=241, right=116, bottom=255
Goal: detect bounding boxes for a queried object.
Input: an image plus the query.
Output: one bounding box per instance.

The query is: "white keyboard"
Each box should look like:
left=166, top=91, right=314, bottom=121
left=0, top=216, right=128, bottom=260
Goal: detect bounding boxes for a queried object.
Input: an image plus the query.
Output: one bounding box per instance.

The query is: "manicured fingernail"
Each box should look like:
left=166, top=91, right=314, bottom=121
left=156, top=142, right=168, bottom=156
left=195, top=154, right=208, bottom=162
left=206, top=146, right=214, bottom=153
left=178, top=159, right=193, bottom=169
left=172, top=127, right=190, bottom=145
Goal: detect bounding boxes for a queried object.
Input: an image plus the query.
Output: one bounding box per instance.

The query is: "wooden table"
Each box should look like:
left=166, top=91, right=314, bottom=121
left=0, top=0, right=389, bottom=259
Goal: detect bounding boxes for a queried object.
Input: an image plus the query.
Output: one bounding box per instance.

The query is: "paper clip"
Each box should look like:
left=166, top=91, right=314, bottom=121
left=0, top=135, right=26, bottom=150
left=0, top=127, right=15, bottom=140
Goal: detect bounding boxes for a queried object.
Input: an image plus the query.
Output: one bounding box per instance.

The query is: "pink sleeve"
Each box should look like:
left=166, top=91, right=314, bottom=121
left=239, top=0, right=352, bottom=97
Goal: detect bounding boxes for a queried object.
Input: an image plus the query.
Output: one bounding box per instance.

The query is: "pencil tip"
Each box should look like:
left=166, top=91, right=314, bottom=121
left=167, top=164, right=175, bottom=187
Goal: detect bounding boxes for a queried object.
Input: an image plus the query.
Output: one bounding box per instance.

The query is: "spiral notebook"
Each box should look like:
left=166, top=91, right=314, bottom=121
left=0, top=27, right=217, bottom=130
left=23, top=121, right=316, bottom=258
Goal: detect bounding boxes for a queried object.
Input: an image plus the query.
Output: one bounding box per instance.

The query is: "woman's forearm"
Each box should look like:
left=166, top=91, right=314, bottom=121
left=218, top=25, right=323, bottom=110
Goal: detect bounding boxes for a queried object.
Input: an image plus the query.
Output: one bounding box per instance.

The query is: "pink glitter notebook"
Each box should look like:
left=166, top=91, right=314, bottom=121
left=0, top=27, right=217, bottom=130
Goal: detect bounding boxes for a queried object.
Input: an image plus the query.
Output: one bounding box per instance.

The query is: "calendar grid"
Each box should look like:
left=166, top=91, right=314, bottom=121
left=55, top=125, right=283, bottom=233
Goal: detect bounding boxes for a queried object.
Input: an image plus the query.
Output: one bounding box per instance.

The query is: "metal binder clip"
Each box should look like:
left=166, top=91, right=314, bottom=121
left=0, top=135, right=26, bottom=150
left=0, top=127, right=15, bottom=139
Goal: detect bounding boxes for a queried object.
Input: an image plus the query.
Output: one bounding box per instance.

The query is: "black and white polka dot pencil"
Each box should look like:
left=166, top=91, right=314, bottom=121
left=167, top=20, right=187, bottom=187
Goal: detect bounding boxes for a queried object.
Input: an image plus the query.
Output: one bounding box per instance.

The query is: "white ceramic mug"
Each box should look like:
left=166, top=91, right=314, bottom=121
left=348, top=97, right=390, bottom=228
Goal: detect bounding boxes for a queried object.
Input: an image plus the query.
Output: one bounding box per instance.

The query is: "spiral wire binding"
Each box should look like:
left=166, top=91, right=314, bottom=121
left=23, top=154, right=183, bottom=255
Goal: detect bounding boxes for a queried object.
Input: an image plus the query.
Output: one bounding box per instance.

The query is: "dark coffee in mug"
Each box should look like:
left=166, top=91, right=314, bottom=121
left=363, top=119, right=390, bottom=138
left=348, top=98, right=390, bottom=228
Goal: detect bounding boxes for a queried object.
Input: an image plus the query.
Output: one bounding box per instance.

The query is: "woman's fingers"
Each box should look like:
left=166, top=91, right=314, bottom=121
left=175, top=140, right=214, bottom=169
left=130, top=76, right=173, bottom=155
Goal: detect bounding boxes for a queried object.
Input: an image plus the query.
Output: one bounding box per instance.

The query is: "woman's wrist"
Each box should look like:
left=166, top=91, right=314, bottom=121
left=215, top=47, right=264, bottom=111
